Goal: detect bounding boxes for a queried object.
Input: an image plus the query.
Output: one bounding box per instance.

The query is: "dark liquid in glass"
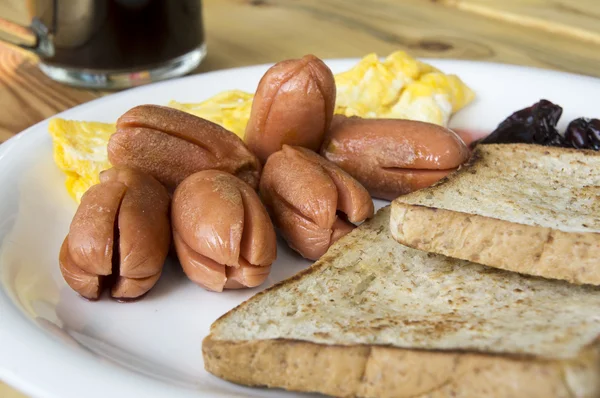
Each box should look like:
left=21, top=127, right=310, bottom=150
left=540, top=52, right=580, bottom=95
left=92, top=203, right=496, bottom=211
left=45, top=0, right=204, bottom=70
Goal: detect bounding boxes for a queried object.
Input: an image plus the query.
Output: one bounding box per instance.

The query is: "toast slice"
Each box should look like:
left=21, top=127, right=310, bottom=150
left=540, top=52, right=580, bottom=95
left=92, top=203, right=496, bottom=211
left=391, top=143, right=600, bottom=285
left=203, top=208, right=600, bottom=398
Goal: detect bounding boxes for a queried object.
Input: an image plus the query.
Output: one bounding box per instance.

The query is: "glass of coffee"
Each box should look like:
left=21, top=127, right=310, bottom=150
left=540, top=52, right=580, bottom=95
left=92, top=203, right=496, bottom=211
left=0, top=0, right=206, bottom=89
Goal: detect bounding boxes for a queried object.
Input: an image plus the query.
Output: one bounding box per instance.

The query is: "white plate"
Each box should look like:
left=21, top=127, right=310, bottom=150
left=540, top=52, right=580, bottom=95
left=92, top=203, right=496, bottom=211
left=1, top=59, right=600, bottom=398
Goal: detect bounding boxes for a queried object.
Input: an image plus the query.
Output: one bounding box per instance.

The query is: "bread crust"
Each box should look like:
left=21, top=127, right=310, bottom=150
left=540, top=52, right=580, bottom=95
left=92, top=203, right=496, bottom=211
left=391, top=203, right=600, bottom=285
left=391, top=143, right=600, bottom=285
left=203, top=335, right=600, bottom=398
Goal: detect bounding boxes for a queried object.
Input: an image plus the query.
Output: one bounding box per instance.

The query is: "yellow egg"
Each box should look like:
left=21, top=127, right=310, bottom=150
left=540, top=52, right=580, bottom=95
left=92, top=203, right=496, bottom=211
left=383, top=50, right=440, bottom=81
left=331, top=50, right=473, bottom=124
left=334, top=52, right=410, bottom=117
left=168, top=90, right=253, bottom=139
left=415, top=72, right=475, bottom=112
left=48, top=118, right=114, bottom=202
left=389, top=91, right=453, bottom=126
left=385, top=72, right=474, bottom=126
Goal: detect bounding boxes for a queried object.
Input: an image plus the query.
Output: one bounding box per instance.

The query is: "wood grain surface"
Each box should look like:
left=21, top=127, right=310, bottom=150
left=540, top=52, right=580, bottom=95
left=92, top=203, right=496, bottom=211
left=442, top=0, right=600, bottom=44
left=2, top=0, right=600, bottom=397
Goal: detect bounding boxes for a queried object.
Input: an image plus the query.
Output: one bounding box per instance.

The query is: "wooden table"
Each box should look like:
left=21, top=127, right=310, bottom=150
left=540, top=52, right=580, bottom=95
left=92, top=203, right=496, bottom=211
left=1, top=0, right=599, bottom=396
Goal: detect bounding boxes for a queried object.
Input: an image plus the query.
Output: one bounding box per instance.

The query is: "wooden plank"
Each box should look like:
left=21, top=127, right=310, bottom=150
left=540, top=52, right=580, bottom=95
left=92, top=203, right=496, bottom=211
left=0, top=42, right=102, bottom=141
left=441, top=0, right=600, bottom=44
left=0, top=0, right=30, bottom=25
left=199, top=0, right=600, bottom=76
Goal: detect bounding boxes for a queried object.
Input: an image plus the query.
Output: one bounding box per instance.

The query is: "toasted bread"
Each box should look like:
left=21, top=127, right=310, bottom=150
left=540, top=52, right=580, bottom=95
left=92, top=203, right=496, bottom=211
left=203, top=208, right=600, bottom=398
left=391, top=143, right=600, bottom=285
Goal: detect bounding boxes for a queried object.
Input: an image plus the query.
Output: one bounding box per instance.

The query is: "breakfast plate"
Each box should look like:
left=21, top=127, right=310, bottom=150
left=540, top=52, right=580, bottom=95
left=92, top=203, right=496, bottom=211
left=1, top=59, right=600, bottom=398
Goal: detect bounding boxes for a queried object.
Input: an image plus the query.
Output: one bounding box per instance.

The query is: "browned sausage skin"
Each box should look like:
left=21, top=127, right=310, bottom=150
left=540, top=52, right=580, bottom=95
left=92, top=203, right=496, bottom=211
left=321, top=116, right=470, bottom=200
left=100, top=167, right=171, bottom=280
left=171, top=170, right=276, bottom=292
left=245, top=55, right=336, bottom=163
left=260, top=145, right=374, bottom=260
left=59, top=167, right=171, bottom=300
left=59, top=238, right=101, bottom=300
left=108, top=105, right=261, bottom=190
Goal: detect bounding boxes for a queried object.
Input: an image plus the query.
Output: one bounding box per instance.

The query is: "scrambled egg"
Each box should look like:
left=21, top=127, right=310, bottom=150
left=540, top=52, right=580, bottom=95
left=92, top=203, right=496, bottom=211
left=49, top=119, right=113, bottom=202
left=334, top=51, right=474, bottom=125
left=50, top=51, right=475, bottom=201
left=168, top=90, right=253, bottom=138
left=334, top=52, right=437, bottom=118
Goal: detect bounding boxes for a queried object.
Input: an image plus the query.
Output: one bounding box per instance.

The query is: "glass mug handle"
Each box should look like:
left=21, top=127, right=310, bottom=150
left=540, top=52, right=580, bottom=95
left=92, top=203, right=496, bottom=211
left=0, top=16, right=54, bottom=57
